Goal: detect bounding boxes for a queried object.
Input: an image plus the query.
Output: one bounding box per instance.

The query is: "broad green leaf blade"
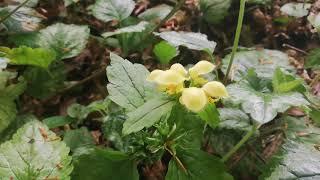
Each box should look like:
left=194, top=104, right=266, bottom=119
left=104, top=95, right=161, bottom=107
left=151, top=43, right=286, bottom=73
left=138, top=4, right=173, bottom=21
left=107, top=53, right=155, bottom=111
left=102, top=21, right=149, bottom=38
left=218, top=108, right=252, bottom=132
left=305, top=48, right=320, bottom=70
left=38, top=23, right=90, bottom=60
left=200, top=0, right=231, bottom=24
left=0, top=6, right=44, bottom=32
left=0, top=98, right=17, bottom=134
left=72, top=148, right=139, bottom=180
left=63, top=127, right=95, bottom=152
left=280, top=3, right=311, bottom=18
left=309, top=107, right=320, bottom=127
left=272, top=68, right=305, bottom=93
left=308, top=13, right=320, bottom=31
left=166, top=149, right=233, bottom=180
left=222, top=49, right=295, bottom=81
left=227, top=83, right=309, bottom=124
left=1, top=46, right=56, bottom=68
left=0, top=121, right=73, bottom=179
left=198, top=103, right=220, bottom=128
left=122, top=97, right=175, bottom=135
left=153, top=41, right=179, bottom=64
left=43, top=116, right=75, bottom=129
left=154, top=31, right=217, bottom=53
left=91, top=0, right=135, bottom=22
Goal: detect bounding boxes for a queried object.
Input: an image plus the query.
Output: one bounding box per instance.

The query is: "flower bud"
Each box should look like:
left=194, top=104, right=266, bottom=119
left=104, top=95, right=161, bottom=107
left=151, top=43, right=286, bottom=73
left=179, top=87, right=208, bottom=112
left=202, top=81, right=228, bottom=98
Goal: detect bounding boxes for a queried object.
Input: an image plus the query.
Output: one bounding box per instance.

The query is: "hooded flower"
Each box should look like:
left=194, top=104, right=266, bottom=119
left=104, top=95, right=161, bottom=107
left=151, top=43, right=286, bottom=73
left=202, top=81, right=228, bottom=102
left=179, top=87, right=208, bottom=112
left=188, top=61, right=215, bottom=85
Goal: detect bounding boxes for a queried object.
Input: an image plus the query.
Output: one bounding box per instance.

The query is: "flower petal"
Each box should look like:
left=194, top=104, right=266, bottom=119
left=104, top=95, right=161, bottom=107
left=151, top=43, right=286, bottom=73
left=179, top=87, right=208, bottom=112
left=154, top=70, right=186, bottom=86
left=189, top=60, right=216, bottom=77
left=147, top=69, right=164, bottom=82
left=170, top=63, right=188, bottom=77
left=202, top=81, right=228, bottom=98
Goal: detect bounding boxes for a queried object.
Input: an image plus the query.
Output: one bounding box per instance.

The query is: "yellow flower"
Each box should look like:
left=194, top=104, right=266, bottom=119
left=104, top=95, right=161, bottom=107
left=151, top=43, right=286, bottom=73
left=189, top=61, right=216, bottom=86
left=148, top=69, right=186, bottom=94
left=179, top=87, right=208, bottom=112
left=170, top=63, right=188, bottom=77
left=202, top=81, right=228, bottom=102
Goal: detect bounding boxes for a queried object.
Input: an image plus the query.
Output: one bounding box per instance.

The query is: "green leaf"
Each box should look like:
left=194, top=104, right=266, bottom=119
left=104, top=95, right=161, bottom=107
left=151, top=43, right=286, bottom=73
left=37, top=23, right=90, bottom=60
left=0, top=121, right=73, bottom=179
left=153, top=41, right=179, bottom=64
left=102, top=21, right=149, bottom=38
left=198, top=103, right=220, bottom=128
left=72, top=148, right=139, bottom=180
left=90, top=0, right=135, bottom=22
left=227, top=82, right=309, bottom=124
left=63, top=127, right=95, bottom=152
left=309, top=107, right=320, bottom=127
left=138, top=4, right=173, bottom=21
left=67, top=103, right=92, bottom=120
left=12, top=0, right=39, bottom=7
left=0, top=6, right=44, bottom=32
left=1, top=46, right=56, bottom=68
left=107, top=53, right=155, bottom=111
left=305, top=48, right=320, bottom=70
left=0, top=97, right=17, bottom=134
left=218, top=108, right=252, bottom=132
left=64, top=0, right=80, bottom=7
left=222, top=49, right=295, bottom=82
left=166, top=149, right=233, bottom=180
left=272, top=68, right=306, bottom=93
left=247, top=0, right=271, bottom=4
left=43, top=116, right=75, bottom=129
left=308, top=13, right=320, bottom=31
left=154, top=31, right=217, bottom=53
left=280, top=3, right=311, bottom=18
left=200, top=0, right=232, bottom=24
left=23, top=62, right=66, bottom=99
left=122, top=97, right=175, bottom=135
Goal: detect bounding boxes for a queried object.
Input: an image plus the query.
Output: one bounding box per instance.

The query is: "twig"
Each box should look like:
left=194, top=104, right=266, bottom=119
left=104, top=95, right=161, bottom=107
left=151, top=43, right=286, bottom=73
left=165, top=146, right=188, bottom=174
left=223, top=0, right=247, bottom=84
left=0, top=0, right=31, bottom=24
left=282, top=43, right=308, bottom=55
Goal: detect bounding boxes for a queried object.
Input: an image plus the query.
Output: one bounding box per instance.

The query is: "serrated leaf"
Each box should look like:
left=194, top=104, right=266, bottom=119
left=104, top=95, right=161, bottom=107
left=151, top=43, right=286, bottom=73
left=72, top=148, right=139, bottom=180
left=272, top=68, right=306, bottom=93
left=37, top=23, right=90, bottom=60
left=63, top=127, right=95, bottom=152
left=1, top=46, right=56, bottom=68
left=218, top=108, right=252, bottom=131
left=0, top=121, right=73, bottom=179
left=280, top=3, right=311, bottom=18
left=0, top=6, right=44, bottom=32
left=200, top=0, right=232, bottom=24
left=166, top=149, right=233, bottom=180
left=107, top=53, right=155, bottom=111
left=198, top=103, right=220, bottom=128
left=222, top=49, right=295, bottom=81
left=122, top=97, right=175, bottom=135
left=305, top=48, right=320, bottom=70
left=102, top=21, right=149, bottom=38
left=154, top=31, right=217, bottom=53
left=91, top=0, right=135, bottom=22
left=227, top=82, right=309, bottom=124
left=308, top=13, right=320, bottom=31
left=153, top=41, right=179, bottom=64
left=138, top=4, right=173, bottom=21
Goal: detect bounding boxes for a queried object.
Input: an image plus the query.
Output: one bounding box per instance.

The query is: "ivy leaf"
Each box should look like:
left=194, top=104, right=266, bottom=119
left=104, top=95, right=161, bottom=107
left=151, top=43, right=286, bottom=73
left=280, top=3, right=311, bottom=18
left=198, top=103, right=220, bottom=128
left=154, top=31, right=217, bottom=53
left=166, top=149, right=233, bottom=180
left=0, top=46, right=56, bottom=68
left=91, top=0, right=135, bottom=22
left=272, top=68, right=306, bottom=93
left=72, top=148, right=139, bottom=180
left=153, top=41, right=179, bottom=64
left=63, top=127, right=95, bottom=152
left=138, top=4, right=173, bottom=21
left=0, top=121, right=73, bottom=179
left=200, top=0, right=232, bottom=24
left=37, top=23, right=90, bottom=60
left=0, top=6, right=44, bottom=32
left=102, top=21, right=149, bottom=38
left=305, top=48, right=320, bottom=70
left=122, top=97, right=175, bottom=135
left=227, top=82, right=309, bottom=125
left=218, top=108, right=252, bottom=132
left=107, top=53, right=154, bottom=111
left=222, top=49, right=295, bottom=82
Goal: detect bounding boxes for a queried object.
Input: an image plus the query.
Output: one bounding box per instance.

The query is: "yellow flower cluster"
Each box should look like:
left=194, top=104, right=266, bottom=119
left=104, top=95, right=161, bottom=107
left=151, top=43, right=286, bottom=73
left=147, top=61, right=228, bottom=112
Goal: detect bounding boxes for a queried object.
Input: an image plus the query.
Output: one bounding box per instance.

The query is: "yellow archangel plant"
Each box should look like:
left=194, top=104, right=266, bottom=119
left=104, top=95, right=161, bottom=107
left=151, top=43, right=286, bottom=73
left=147, top=61, right=228, bottom=112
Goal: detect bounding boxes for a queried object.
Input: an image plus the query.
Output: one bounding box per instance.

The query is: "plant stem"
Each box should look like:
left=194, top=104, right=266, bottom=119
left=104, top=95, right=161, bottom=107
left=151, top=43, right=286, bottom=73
left=223, top=0, right=247, bottom=84
left=222, top=124, right=258, bottom=162
left=0, top=0, right=31, bottom=24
